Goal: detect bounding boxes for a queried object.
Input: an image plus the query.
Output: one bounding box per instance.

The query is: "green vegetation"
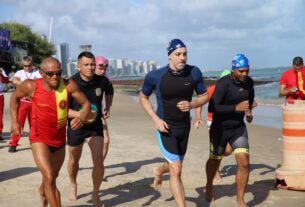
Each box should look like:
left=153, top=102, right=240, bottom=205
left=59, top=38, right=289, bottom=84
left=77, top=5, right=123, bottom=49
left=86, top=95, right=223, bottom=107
left=0, top=21, right=56, bottom=65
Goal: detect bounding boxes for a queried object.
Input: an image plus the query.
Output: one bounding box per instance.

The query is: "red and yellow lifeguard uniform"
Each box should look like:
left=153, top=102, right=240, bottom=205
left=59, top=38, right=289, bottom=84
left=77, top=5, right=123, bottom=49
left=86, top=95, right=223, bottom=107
left=30, top=78, right=69, bottom=147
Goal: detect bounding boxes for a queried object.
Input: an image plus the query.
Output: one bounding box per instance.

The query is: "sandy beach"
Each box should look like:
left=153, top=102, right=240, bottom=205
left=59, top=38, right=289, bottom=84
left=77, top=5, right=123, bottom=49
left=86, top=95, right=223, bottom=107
left=0, top=91, right=304, bottom=207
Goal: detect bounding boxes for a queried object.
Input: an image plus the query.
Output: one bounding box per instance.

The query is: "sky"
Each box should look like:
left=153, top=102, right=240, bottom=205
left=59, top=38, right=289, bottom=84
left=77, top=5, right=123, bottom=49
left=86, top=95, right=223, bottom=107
left=0, top=0, right=305, bottom=70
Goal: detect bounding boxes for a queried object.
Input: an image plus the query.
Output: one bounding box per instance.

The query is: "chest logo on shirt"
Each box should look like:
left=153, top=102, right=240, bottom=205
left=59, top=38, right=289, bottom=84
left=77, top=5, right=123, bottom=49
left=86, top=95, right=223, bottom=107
left=184, top=82, right=191, bottom=86
left=58, top=100, right=67, bottom=109
left=239, top=88, right=244, bottom=91
left=95, top=88, right=102, bottom=96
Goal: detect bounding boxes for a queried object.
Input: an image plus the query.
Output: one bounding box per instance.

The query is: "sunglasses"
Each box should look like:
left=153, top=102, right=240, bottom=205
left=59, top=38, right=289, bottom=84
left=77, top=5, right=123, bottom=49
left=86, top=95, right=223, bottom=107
left=97, top=64, right=108, bottom=68
left=23, top=64, right=32, bottom=68
left=41, top=70, right=62, bottom=77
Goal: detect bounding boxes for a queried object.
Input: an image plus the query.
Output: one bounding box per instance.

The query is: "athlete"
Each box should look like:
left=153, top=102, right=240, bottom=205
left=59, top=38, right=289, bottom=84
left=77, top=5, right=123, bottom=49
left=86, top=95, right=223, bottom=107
left=95, top=55, right=114, bottom=160
left=0, top=67, right=9, bottom=140
left=10, top=57, right=90, bottom=207
left=205, top=54, right=254, bottom=207
left=279, top=56, right=304, bottom=101
left=194, top=70, right=233, bottom=183
left=67, top=52, right=113, bottom=206
left=140, top=39, right=209, bottom=207
left=8, top=56, right=41, bottom=152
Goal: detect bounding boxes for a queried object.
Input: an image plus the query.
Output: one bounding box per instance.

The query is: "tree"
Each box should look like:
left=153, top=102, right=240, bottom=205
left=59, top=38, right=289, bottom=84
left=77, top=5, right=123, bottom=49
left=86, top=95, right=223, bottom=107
left=0, top=21, right=56, bottom=65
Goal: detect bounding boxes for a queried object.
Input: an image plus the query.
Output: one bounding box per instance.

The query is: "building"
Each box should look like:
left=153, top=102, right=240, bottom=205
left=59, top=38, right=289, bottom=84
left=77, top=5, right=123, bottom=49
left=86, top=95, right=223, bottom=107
left=58, top=42, right=70, bottom=76
left=79, top=44, right=92, bottom=52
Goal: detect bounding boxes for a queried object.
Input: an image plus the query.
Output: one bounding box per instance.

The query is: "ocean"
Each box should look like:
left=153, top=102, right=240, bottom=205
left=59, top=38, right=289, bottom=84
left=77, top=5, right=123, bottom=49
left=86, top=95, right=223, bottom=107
left=130, top=66, right=290, bottom=129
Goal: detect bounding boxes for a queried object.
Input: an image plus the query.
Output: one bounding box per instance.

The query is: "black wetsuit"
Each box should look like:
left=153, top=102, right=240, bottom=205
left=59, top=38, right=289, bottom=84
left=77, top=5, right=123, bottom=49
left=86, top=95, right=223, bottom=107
left=208, top=74, right=254, bottom=159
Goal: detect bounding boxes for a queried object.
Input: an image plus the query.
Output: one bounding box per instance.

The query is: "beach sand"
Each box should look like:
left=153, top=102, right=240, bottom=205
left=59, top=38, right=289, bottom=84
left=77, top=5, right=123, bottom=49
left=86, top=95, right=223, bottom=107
left=0, top=92, right=304, bottom=207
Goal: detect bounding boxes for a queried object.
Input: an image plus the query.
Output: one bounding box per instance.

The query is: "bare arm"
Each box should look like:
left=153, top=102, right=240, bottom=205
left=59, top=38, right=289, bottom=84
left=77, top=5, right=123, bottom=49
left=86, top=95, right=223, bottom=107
left=66, top=79, right=91, bottom=129
left=139, top=92, right=169, bottom=133
left=10, top=80, right=35, bottom=135
left=12, top=77, right=22, bottom=86
left=279, top=84, right=296, bottom=97
left=194, top=106, right=203, bottom=129
left=103, top=94, right=113, bottom=119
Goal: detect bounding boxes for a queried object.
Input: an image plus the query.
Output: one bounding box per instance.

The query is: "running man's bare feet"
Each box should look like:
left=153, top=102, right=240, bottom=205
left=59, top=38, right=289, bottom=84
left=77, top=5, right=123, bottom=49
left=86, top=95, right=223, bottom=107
left=213, top=170, right=222, bottom=184
left=69, top=183, right=77, bottom=201
left=205, top=184, right=214, bottom=203
left=92, top=193, right=104, bottom=207
left=236, top=200, right=249, bottom=207
left=153, top=167, right=163, bottom=189
left=38, top=187, right=48, bottom=207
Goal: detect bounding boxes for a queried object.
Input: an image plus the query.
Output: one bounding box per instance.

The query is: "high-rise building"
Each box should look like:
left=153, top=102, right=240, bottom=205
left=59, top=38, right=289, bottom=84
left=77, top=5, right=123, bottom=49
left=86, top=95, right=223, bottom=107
left=58, top=43, right=69, bottom=77
left=79, top=44, right=92, bottom=52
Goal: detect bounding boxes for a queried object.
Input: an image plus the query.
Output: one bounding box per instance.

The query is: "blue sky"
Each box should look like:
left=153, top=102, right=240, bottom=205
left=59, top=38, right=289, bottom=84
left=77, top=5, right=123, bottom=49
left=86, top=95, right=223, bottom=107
left=1, top=0, right=305, bottom=70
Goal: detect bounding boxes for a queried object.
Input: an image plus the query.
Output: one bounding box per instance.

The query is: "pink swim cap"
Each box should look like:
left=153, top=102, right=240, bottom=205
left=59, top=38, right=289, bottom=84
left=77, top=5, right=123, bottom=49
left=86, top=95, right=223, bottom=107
left=95, top=55, right=108, bottom=65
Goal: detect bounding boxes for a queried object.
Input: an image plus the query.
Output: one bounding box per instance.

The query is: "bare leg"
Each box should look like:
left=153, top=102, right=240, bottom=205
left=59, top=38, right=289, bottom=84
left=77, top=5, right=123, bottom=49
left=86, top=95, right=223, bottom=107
left=102, top=120, right=110, bottom=160
left=38, top=181, right=48, bottom=207
left=31, top=143, right=65, bottom=207
left=214, top=144, right=233, bottom=183
left=235, top=153, right=249, bottom=207
left=67, top=144, right=83, bottom=201
left=153, top=162, right=169, bottom=189
left=205, top=157, right=221, bottom=203
left=169, top=161, right=186, bottom=207
left=88, top=137, right=104, bottom=206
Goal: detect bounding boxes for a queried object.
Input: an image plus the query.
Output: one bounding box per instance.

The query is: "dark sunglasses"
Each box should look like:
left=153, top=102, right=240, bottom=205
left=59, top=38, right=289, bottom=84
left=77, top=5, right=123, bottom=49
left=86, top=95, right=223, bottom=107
left=97, top=64, right=108, bottom=68
left=41, top=70, right=62, bottom=77
left=23, top=64, right=32, bottom=68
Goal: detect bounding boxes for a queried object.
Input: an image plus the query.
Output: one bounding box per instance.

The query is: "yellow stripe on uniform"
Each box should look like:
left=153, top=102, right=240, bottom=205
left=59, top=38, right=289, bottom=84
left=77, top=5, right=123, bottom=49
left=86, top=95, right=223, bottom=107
left=55, top=79, right=68, bottom=129
left=234, top=148, right=249, bottom=154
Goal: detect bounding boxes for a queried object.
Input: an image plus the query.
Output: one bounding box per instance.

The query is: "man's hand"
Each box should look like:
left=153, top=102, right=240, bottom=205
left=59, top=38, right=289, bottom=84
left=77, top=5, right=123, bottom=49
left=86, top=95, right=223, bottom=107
left=154, top=118, right=169, bottom=133
left=177, top=100, right=192, bottom=112
left=11, top=122, right=22, bottom=136
left=70, top=117, right=83, bottom=130
left=103, top=109, right=110, bottom=119
left=194, top=119, right=203, bottom=129
left=236, top=100, right=249, bottom=112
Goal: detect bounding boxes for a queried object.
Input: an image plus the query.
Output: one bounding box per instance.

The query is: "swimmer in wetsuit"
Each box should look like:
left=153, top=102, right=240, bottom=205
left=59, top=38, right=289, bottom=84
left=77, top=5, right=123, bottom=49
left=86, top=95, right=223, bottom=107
left=205, top=54, right=255, bottom=207
left=140, top=39, right=209, bottom=207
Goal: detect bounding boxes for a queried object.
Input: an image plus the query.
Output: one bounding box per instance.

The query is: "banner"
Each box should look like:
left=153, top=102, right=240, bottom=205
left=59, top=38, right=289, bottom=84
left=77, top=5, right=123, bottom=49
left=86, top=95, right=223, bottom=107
left=0, top=28, right=12, bottom=51
left=297, top=68, right=305, bottom=98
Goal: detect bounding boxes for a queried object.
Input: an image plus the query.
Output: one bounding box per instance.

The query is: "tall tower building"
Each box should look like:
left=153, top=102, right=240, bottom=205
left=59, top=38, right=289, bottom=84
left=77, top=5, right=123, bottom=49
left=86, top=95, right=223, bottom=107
left=79, top=44, right=92, bottom=52
left=59, top=42, right=69, bottom=77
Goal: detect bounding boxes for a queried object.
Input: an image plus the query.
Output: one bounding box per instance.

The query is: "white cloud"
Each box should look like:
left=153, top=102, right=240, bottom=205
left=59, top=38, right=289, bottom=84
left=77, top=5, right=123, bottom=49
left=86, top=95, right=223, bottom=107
left=1, top=0, right=305, bottom=68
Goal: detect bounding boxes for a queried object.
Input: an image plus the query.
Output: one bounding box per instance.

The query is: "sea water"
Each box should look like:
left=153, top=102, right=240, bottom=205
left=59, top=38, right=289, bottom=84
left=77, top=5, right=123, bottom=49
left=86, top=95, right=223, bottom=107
left=132, top=66, right=290, bottom=129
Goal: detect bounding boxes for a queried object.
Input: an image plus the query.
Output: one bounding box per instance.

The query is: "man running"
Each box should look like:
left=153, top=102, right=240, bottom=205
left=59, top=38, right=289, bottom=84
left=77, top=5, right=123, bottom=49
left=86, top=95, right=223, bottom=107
left=8, top=55, right=41, bottom=152
left=10, top=57, right=90, bottom=207
left=140, top=39, right=208, bottom=207
left=205, top=54, right=254, bottom=207
left=95, top=55, right=114, bottom=160
left=67, top=52, right=113, bottom=206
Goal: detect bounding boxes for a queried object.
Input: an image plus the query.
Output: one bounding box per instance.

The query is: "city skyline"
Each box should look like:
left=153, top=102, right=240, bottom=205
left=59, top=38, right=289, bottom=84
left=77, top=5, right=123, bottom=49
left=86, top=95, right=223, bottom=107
left=3, top=1, right=304, bottom=69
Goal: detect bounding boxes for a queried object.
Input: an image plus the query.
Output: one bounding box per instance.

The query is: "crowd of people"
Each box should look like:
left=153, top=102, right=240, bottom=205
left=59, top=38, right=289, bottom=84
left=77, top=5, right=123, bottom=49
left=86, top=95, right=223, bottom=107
left=1, top=39, right=304, bottom=207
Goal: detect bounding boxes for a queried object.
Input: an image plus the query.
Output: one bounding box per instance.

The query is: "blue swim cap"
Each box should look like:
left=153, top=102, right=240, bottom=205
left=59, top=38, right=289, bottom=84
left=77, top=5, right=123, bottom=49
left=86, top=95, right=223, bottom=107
left=167, top=39, right=186, bottom=56
left=232, top=54, right=249, bottom=70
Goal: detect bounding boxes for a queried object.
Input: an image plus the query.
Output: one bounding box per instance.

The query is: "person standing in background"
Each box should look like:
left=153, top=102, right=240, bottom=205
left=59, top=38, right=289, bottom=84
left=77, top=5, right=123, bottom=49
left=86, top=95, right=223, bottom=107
left=8, top=56, right=41, bottom=152
left=0, top=67, right=9, bottom=140
left=95, top=55, right=114, bottom=161
left=279, top=56, right=304, bottom=101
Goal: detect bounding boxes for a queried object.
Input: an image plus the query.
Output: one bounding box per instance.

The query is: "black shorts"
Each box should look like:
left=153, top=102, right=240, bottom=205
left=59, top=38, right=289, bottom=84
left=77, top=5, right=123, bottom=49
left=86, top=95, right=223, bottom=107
left=156, top=124, right=191, bottom=163
left=67, top=125, right=103, bottom=146
left=209, top=124, right=249, bottom=159
left=48, top=144, right=65, bottom=153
